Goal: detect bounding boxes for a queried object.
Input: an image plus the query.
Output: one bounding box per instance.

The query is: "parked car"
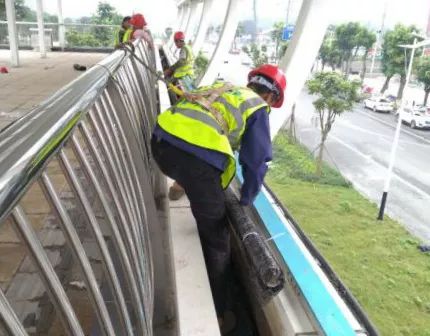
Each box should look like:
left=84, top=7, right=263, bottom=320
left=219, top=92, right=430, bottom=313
left=364, top=96, right=394, bottom=113
left=398, top=105, right=430, bottom=129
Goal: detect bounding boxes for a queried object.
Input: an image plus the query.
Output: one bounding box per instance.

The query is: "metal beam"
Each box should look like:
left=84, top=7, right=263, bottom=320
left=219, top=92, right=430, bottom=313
left=198, top=0, right=241, bottom=86
left=5, top=0, right=19, bottom=67
left=192, top=0, right=215, bottom=54
left=36, top=0, right=47, bottom=58
left=57, top=0, right=65, bottom=50
left=273, top=0, right=334, bottom=139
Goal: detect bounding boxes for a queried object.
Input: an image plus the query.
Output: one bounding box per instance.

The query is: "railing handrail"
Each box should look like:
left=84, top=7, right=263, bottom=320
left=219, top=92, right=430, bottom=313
left=0, top=20, right=118, bottom=28
left=0, top=46, right=128, bottom=224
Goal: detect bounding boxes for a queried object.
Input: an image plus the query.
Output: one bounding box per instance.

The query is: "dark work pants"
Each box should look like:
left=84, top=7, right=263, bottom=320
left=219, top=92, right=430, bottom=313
left=151, top=137, right=231, bottom=316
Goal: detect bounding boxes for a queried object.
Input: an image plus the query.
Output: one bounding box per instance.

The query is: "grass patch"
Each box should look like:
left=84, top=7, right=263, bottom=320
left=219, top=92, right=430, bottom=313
left=267, top=132, right=430, bottom=336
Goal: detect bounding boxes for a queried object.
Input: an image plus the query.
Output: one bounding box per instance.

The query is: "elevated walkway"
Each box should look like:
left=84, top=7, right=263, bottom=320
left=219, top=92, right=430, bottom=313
left=0, top=50, right=106, bottom=129
left=0, top=38, right=376, bottom=335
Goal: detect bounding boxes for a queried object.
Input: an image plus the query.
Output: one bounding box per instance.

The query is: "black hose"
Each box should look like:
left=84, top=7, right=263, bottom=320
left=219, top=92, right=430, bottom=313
left=225, top=189, right=284, bottom=303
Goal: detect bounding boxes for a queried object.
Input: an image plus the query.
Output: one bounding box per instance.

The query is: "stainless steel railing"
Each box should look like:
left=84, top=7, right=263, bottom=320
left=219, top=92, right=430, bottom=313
left=0, top=39, right=160, bottom=335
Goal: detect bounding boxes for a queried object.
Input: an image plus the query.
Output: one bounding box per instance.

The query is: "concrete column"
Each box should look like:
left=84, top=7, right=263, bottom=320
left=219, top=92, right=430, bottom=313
left=57, top=0, right=66, bottom=50
left=5, top=0, right=19, bottom=67
left=176, top=5, right=185, bottom=32
left=183, top=0, right=199, bottom=42
left=36, top=0, right=47, bottom=58
left=272, top=0, right=335, bottom=139
left=199, top=0, right=241, bottom=86
left=179, top=2, right=191, bottom=32
left=169, top=4, right=186, bottom=51
left=192, top=0, right=215, bottom=54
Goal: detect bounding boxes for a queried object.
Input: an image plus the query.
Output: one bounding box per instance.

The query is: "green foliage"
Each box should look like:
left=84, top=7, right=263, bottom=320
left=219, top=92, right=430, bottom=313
left=307, top=72, right=360, bottom=174
left=266, top=140, right=430, bottom=334
left=241, top=45, right=249, bottom=54
left=319, top=38, right=341, bottom=70
left=382, top=24, right=419, bottom=77
left=247, top=43, right=268, bottom=67
left=270, top=21, right=284, bottom=61
left=270, top=132, right=351, bottom=187
left=279, top=41, right=289, bottom=60
left=307, top=72, right=360, bottom=115
left=332, top=22, right=376, bottom=75
left=194, top=51, right=209, bottom=80
left=66, top=29, right=101, bottom=47
left=64, top=2, right=120, bottom=48
left=415, top=56, right=430, bottom=105
left=381, top=24, right=420, bottom=97
left=0, top=0, right=56, bottom=22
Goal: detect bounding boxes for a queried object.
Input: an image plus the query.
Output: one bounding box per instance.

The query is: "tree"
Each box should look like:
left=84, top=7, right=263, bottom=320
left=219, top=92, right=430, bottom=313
left=380, top=24, right=419, bottom=98
left=307, top=72, right=360, bottom=175
left=91, top=2, right=122, bottom=46
left=416, top=57, right=430, bottom=106
left=247, top=43, right=268, bottom=67
left=318, top=37, right=341, bottom=71
left=233, top=22, right=244, bottom=50
left=355, top=27, right=376, bottom=80
left=194, top=51, right=209, bottom=81
left=270, top=22, right=284, bottom=61
left=335, top=22, right=362, bottom=75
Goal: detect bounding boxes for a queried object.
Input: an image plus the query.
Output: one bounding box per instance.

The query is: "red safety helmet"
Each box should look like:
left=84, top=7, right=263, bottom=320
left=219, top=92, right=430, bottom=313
left=174, top=31, right=185, bottom=41
left=129, top=13, right=147, bottom=29
left=248, top=64, right=286, bottom=108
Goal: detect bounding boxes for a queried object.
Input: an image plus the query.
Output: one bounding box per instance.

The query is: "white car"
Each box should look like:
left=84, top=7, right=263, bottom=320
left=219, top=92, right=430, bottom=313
left=364, top=96, right=394, bottom=113
left=399, top=105, right=430, bottom=129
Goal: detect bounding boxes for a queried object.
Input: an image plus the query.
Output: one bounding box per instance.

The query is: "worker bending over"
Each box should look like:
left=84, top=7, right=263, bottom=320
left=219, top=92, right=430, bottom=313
left=151, top=64, right=286, bottom=333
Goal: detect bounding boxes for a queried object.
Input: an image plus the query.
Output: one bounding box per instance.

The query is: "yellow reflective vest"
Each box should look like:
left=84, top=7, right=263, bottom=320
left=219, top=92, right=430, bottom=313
left=174, top=44, right=194, bottom=79
left=122, top=28, right=133, bottom=43
left=157, top=82, right=269, bottom=188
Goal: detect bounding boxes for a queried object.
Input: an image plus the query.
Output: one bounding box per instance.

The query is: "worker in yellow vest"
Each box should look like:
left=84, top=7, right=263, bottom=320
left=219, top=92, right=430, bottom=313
left=151, top=64, right=286, bottom=332
left=164, top=31, right=195, bottom=91
left=114, top=16, right=131, bottom=49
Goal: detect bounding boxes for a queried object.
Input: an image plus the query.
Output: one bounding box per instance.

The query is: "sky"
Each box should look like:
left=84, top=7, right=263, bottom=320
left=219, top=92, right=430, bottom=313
left=24, top=0, right=430, bottom=34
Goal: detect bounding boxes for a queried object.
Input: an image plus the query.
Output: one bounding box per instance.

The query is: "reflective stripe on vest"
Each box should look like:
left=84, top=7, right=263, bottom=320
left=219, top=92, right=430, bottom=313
left=174, top=45, right=194, bottom=78
left=157, top=84, right=268, bottom=188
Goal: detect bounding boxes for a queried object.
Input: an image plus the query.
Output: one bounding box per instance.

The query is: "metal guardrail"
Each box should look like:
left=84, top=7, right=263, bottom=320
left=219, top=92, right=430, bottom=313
left=0, top=40, right=159, bottom=335
left=0, top=21, right=118, bottom=48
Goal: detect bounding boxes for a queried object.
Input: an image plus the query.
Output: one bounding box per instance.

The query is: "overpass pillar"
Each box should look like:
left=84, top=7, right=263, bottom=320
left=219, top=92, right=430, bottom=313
left=192, top=0, right=215, bottom=55
left=5, top=0, right=19, bottom=67
left=36, top=0, right=47, bottom=58
left=57, top=0, right=66, bottom=50
left=198, top=0, right=241, bottom=86
left=272, top=0, right=335, bottom=138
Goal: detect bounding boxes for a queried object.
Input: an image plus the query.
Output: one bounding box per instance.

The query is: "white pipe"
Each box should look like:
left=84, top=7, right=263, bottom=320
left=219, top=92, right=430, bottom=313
left=199, top=0, right=241, bottom=86
left=272, top=0, right=334, bottom=139
left=57, top=0, right=65, bottom=50
left=377, top=38, right=417, bottom=219
left=193, top=0, right=215, bottom=54
left=5, top=0, right=19, bottom=67
left=36, top=0, right=47, bottom=58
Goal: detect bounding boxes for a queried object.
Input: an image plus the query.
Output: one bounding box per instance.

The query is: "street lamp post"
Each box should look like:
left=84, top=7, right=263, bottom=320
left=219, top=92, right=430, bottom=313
left=377, top=37, right=430, bottom=220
